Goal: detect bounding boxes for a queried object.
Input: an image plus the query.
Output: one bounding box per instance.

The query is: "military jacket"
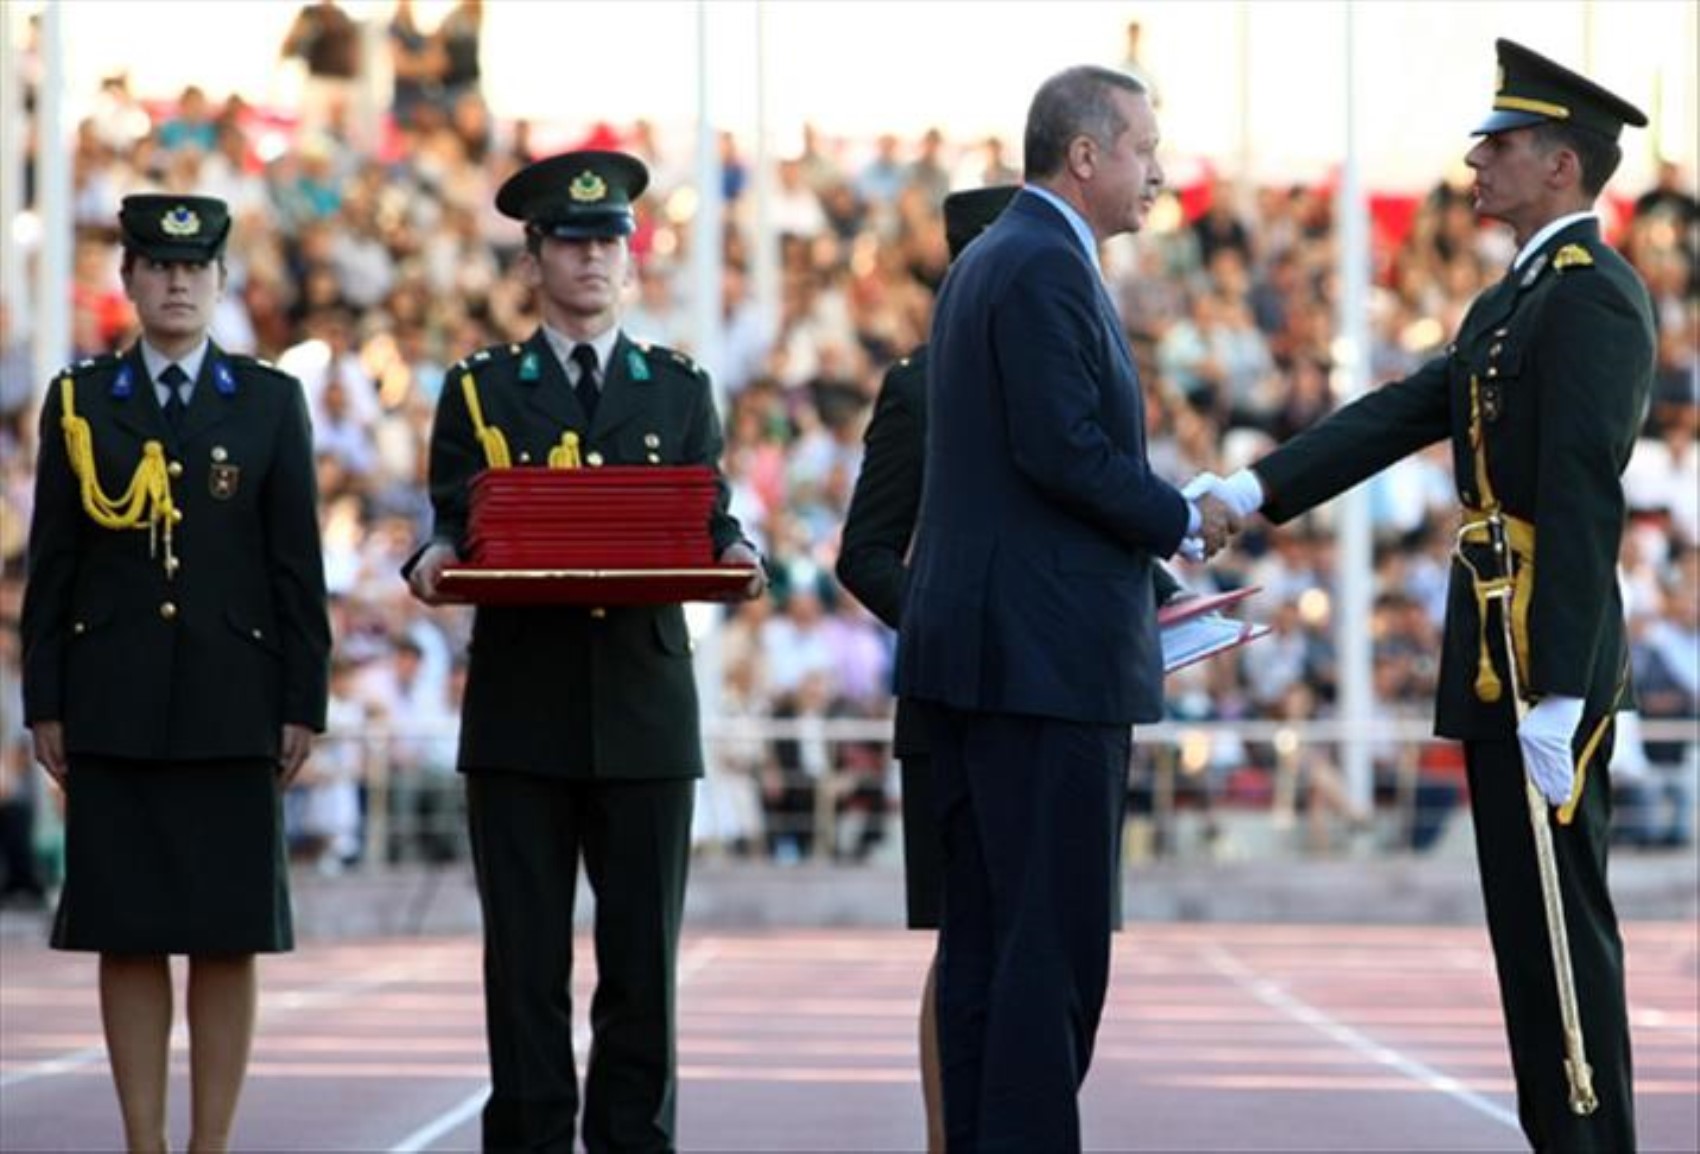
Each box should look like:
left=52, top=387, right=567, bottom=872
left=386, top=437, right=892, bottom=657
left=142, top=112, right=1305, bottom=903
left=424, top=328, right=749, bottom=780
left=1257, top=219, right=1655, bottom=739
left=21, top=345, right=332, bottom=760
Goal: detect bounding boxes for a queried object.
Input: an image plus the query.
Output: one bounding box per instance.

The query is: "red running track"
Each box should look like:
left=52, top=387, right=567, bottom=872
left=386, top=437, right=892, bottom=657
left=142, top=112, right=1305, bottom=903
left=2, top=923, right=1694, bottom=1152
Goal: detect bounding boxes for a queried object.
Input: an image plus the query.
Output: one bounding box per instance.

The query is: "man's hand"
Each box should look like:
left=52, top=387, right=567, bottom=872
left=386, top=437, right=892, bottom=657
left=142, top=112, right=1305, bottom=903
left=278, top=724, right=315, bottom=787
left=718, top=542, right=768, bottom=601
left=407, top=542, right=460, bottom=605
left=1183, top=469, right=1265, bottom=520
left=1517, top=695, right=1584, bottom=807
left=1192, top=492, right=1241, bottom=558
left=31, top=722, right=67, bottom=787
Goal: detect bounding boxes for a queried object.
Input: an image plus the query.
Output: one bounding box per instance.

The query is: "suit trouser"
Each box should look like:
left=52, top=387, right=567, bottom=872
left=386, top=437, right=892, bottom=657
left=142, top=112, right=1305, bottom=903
left=1464, top=737, right=1635, bottom=1153
left=927, top=707, right=1128, bottom=1154
left=466, top=771, right=694, bottom=1154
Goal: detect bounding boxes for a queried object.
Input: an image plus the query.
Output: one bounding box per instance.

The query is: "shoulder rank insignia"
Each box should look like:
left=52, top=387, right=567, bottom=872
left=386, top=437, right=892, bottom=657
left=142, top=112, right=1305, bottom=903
left=1553, top=244, right=1594, bottom=271
left=627, top=347, right=650, bottom=381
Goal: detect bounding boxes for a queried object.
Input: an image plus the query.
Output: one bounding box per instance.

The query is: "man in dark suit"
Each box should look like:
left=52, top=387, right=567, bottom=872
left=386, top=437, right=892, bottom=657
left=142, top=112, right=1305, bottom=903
left=22, top=194, right=330, bottom=1151
left=840, top=183, right=1197, bottom=1153
left=407, top=150, right=763, bottom=1154
left=896, top=68, right=1236, bottom=1152
left=1194, top=41, right=1653, bottom=1151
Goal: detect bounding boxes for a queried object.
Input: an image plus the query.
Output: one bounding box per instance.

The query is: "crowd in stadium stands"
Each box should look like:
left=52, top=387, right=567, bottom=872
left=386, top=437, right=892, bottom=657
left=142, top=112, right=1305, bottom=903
left=0, top=6, right=1694, bottom=900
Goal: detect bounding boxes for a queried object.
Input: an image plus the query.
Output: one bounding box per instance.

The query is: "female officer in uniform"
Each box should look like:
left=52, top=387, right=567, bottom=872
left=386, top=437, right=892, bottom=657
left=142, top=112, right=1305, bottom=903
left=21, top=195, right=331, bottom=1153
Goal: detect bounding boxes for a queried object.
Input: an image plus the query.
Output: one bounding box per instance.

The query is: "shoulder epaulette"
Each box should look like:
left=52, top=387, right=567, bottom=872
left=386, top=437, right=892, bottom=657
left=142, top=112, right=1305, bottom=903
left=226, top=352, right=295, bottom=381
left=635, top=340, right=708, bottom=381
left=58, top=353, right=118, bottom=378
left=1553, top=244, right=1595, bottom=272
left=452, top=342, right=525, bottom=377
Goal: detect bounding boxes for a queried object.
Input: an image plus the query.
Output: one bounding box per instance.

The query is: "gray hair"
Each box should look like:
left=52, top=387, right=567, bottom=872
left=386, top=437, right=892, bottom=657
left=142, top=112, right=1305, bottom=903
left=1024, top=66, right=1148, bottom=180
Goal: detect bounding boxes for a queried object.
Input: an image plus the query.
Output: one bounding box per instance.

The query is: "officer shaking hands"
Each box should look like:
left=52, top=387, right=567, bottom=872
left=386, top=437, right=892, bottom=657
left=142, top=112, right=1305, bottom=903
left=21, top=194, right=330, bottom=1153
left=406, top=150, right=763, bottom=1153
left=1188, top=40, right=1655, bottom=1152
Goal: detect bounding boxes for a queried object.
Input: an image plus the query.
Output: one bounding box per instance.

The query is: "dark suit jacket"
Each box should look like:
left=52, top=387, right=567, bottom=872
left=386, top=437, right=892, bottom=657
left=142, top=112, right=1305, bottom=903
left=22, top=345, right=331, bottom=760
left=840, top=345, right=1186, bottom=752
left=895, top=191, right=1191, bottom=726
left=1255, top=219, right=1654, bottom=739
left=421, top=329, right=751, bottom=780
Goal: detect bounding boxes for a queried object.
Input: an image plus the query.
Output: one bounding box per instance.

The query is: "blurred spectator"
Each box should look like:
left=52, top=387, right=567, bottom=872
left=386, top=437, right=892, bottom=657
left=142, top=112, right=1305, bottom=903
left=437, top=0, right=484, bottom=108
left=388, top=0, right=446, bottom=131
left=280, top=0, right=362, bottom=135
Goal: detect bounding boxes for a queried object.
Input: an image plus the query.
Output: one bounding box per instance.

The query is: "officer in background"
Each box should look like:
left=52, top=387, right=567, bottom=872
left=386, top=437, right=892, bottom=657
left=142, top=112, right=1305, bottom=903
left=22, top=194, right=330, bottom=1153
left=1194, top=41, right=1654, bottom=1150
left=407, top=150, right=763, bottom=1153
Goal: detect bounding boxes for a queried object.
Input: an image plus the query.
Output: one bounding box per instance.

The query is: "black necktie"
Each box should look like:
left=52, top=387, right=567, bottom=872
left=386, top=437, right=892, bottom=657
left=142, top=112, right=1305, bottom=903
left=160, top=364, right=189, bottom=429
left=570, top=344, right=600, bottom=421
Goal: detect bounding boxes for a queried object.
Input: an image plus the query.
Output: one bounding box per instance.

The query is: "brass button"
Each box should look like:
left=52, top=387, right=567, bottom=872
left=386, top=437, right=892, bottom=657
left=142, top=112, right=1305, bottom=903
left=590, top=607, right=607, bottom=619
left=73, top=621, right=86, bottom=635
left=160, top=601, right=178, bottom=620
left=518, top=451, right=532, bottom=464
left=586, top=451, right=605, bottom=467
left=1486, top=367, right=1498, bottom=378
left=646, top=453, right=661, bottom=464
left=1489, top=342, right=1503, bottom=356
left=251, top=628, right=264, bottom=640
left=167, top=461, right=184, bottom=479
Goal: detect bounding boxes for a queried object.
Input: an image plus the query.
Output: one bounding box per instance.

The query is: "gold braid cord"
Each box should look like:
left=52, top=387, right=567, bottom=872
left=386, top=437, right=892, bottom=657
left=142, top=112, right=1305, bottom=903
left=460, top=369, right=582, bottom=469
left=58, top=375, right=180, bottom=573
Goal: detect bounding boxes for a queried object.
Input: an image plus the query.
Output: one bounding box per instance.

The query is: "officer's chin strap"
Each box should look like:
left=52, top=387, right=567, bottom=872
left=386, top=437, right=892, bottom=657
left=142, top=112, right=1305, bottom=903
left=59, top=375, right=180, bottom=578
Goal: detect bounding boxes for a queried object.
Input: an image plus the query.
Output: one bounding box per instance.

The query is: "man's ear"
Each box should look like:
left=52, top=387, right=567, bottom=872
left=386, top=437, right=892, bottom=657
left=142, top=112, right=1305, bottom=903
left=1547, top=145, right=1582, bottom=192
left=1066, top=134, right=1097, bottom=183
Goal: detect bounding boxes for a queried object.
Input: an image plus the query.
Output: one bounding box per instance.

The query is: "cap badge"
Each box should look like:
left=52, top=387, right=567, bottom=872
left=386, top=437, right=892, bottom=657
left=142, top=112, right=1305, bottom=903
left=570, top=171, right=608, bottom=203
left=160, top=206, right=202, bottom=237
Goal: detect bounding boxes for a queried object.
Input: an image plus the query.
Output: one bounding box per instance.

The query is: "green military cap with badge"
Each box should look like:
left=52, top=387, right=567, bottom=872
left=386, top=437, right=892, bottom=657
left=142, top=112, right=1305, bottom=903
left=1475, top=37, right=1647, bottom=141
left=496, top=149, right=650, bottom=239
left=943, top=185, right=1019, bottom=261
left=117, top=194, right=232, bottom=262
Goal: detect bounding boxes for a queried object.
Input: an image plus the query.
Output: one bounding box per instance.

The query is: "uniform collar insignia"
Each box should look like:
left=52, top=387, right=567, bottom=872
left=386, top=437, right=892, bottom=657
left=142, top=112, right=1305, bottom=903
left=213, top=359, right=237, bottom=396
left=111, top=362, right=135, bottom=398
left=1553, top=243, right=1594, bottom=271
left=627, top=347, right=650, bottom=381
left=1519, top=251, right=1550, bottom=288
left=518, top=350, right=541, bottom=382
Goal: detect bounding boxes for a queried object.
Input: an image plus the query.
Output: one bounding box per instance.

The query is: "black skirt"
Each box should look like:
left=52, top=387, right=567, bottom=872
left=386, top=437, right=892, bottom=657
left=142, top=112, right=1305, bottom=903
left=51, top=755, right=294, bottom=954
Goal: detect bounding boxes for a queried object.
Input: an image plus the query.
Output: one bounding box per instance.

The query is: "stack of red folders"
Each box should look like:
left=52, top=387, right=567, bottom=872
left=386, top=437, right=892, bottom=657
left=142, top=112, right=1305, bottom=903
left=465, top=466, right=719, bottom=568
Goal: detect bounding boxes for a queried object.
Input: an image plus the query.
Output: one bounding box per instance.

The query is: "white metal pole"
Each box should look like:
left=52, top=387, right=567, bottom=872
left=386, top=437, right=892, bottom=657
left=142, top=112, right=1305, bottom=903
left=750, top=0, right=780, bottom=355
left=0, top=2, right=26, bottom=336
left=34, top=0, right=71, bottom=392
left=691, top=0, right=724, bottom=402
left=1335, top=1, right=1375, bottom=813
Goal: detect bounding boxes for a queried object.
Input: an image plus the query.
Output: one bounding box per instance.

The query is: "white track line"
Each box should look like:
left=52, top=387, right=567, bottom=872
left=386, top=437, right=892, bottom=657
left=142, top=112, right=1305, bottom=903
left=1200, top=943, right=1522, bottom=1133
left=388, top=937, right=725, bottom=1154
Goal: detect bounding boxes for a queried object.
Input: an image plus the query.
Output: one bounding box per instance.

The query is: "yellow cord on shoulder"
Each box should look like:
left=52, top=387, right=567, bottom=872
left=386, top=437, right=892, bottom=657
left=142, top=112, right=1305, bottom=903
left=460, top=370, right=511, bottom=468
left=58, top=376, right=179, bottom=568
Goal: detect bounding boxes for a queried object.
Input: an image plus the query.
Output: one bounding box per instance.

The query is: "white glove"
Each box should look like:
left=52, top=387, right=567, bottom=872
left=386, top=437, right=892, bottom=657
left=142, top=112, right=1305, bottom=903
left=1517, top=695, right=1585, bottom=806
left=1177, top=536, right=1207, bottom=562
left=1183, top=469, right=1265, bottom=519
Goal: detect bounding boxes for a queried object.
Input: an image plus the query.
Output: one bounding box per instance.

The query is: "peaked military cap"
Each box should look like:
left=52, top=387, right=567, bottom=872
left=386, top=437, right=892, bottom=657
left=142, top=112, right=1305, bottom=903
left=1475, top=38, right=1648, bottom=140
left=118, top=195, right=232, bottom=261
left=496, top=149, right=649, bottom=239
left=943, top=185, right=1019, bottom=261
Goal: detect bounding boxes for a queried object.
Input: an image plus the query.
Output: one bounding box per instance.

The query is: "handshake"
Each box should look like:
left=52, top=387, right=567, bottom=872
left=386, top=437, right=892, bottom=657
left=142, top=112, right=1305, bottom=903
left=1177, top=469, right=1264, bottom=562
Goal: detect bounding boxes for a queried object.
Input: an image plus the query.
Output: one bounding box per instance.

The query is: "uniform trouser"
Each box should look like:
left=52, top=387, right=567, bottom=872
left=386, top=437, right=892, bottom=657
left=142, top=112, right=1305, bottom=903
left=927, top=707, right=1128, bottom=1154
left=466, top=771, right=694, bottom=1154
left=1465, top=737, right=1635, bottom=1153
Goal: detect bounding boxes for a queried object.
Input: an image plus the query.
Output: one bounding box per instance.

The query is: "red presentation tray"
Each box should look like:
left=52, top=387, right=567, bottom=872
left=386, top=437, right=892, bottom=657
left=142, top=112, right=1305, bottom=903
left=438, top=565, right=757, bottom=606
